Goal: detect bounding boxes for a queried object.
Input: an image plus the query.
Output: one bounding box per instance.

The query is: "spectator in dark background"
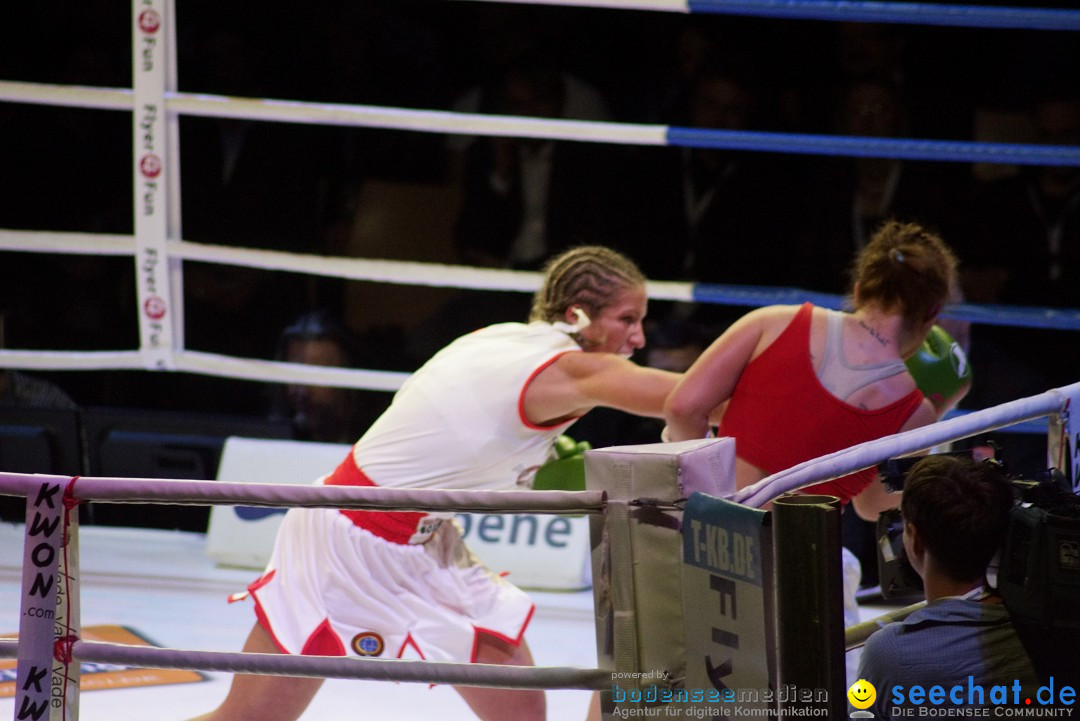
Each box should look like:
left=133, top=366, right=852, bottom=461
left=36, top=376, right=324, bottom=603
left=0, top=314, right=78, bottom=411
left=177, top=21, right=330, bottom=361
left=0, top=312, right=80, bottom=522
left=617, top=58, right=803, bottom=305
left=268, top=311, right=389, bottom=444
left=942, top=81, right=1080, bottom=481
left=0, top=1, right=1075, bottom=435
left=0, top=366, right=78, bottom=411
left=957, top=85, right=1080, bottom=312
left=450, top=50, right=617, bottom=270
left=793, top=76, right=972, bottom=294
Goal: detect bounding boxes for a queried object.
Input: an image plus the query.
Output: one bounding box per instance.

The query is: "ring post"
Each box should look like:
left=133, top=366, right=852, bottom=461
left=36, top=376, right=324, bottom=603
left=772, top=494, right=846, bottom=718
left=15, top=479, right=69, bottom=721
left=1048, top=384, right=1080, bottom=494
left=587, top=438, right=736, bottom=719
left=132, top=0, right=177, bottom=371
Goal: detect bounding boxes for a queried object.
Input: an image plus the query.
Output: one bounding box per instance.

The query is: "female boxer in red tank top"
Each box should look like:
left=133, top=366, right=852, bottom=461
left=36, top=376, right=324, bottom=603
left=665, top=220, right=958, bottom=521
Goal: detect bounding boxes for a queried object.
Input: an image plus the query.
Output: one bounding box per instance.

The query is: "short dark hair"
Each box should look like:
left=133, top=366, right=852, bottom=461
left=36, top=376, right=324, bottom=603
left=276, top=310, right=360, bottom=367
left=901, top=455, right=1015, bottom=583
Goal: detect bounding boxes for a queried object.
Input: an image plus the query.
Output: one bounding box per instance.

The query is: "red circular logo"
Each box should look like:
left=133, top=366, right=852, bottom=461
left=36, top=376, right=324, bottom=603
left=140, top=154, right=162, bottom=178
left=138, top=10, right=161, bottom=34
left=144, top=296, right=167, bottom=320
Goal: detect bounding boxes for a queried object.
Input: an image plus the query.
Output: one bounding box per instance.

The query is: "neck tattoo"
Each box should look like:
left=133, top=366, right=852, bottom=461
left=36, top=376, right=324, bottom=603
left=859, top=320, right=890, bottom=348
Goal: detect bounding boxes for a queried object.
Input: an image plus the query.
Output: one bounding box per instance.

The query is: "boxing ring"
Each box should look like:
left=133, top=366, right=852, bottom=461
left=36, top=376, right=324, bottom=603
left=1, top=382, right=1078, bottom=720
left=2, top=0, right=1080, bottom=718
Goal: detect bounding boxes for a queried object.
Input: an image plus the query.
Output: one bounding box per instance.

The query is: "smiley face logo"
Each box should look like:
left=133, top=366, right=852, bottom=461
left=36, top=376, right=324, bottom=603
left=848, top=679, right=876, bottom=710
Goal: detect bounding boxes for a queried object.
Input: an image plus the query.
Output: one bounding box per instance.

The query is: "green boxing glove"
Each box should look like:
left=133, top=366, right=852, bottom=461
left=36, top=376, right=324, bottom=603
left=532, top=435, right=592, bottom=491
left=905, top=325, right=973, bottom=416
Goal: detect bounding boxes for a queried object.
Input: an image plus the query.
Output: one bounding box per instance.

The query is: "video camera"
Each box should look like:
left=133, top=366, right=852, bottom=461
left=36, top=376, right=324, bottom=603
left=874, top=451, right=1080, bottom=629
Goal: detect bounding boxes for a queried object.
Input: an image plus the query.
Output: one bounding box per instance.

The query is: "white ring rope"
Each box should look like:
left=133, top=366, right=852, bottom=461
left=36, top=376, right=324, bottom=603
left=0, top=619, right=608, bottom=691
left=450, top=0, right=688, bottom=10
left=173, top=350, right=411, bottom=392
left=173, top=240, right=546, bottom=291
left=172, top=240, right=692, bottom=303
left=0, top=638, right=612, bottom=688
left=0, top=473, right=605, bottom=515
left=0, top=227, right=692, bottom=387
left=169, top=93, right=669, bottom=146
left=71, top=641, right=611, bottom=690
left=0, top=81, right=669, bottom=146
left=0, top=347, right=407, bottom=387
left=0, top=230, right=692, bottom=302
left=0, top=81, right=134, bottom=112
left=0, top=349, right=145, bottom=372
left=0, top=229, right=135, bottom=256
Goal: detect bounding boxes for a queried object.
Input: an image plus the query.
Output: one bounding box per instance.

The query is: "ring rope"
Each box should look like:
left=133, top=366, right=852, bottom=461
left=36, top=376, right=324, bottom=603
left=2, top=81, right=1078, bottom=168
left=687, top=0, right=1080, bottom=30
left=0, top=473, right=606, bottom=515
left=450, top=0, right=1080, bottom=31
left=845, top=601, right=926, bottom=651
left=0, top=229, right=134, bottom=256
left=1, top=229, right=1078, bottom=332
left=0, top=637, right=598, bottom=690
left=730, top=381, right=1075, bottom=508
left=2, top=229, right=1079, bottom=391
left=667, top=127, right=1080, bottom=166
left=68, top=641, right=611, bottom=690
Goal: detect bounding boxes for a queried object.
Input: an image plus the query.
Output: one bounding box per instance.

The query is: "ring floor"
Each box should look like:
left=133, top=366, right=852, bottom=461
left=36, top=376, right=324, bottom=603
left=0, top=520, right=891, bottom=720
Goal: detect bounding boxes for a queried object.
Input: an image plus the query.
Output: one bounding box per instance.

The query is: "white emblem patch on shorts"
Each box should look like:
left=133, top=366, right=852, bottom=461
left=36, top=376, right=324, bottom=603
left=351, top=631, right=385, bottom=657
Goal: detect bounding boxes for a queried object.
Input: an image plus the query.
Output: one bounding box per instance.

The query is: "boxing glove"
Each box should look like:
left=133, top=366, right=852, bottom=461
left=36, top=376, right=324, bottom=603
left=532, top=435, right=592, bottom=491
left=905, top=325, right=973, bottom=416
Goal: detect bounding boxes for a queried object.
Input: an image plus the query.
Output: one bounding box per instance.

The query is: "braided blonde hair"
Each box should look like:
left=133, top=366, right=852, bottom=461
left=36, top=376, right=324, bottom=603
left=530, top=246, right=646, bottom=324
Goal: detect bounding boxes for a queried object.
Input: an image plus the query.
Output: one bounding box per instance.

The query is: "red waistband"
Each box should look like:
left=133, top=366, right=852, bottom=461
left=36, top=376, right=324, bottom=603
left=325, top=455, right=433, bottom=544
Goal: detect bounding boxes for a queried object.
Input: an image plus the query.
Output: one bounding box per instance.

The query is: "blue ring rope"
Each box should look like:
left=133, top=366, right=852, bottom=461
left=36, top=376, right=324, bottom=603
left=666, top=128, right=1080, bottom=167
left=685, top=0, right=1080, bottom=31
left=690, top=284, right=1080, bottom=331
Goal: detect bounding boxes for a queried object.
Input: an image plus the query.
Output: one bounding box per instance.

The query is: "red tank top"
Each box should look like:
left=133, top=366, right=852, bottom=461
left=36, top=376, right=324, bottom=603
left=717, top=303, right=924, bottom=504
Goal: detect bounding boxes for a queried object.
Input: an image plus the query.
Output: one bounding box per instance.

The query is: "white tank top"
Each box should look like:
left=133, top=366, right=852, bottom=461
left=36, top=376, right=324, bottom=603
left=348, top=322, right=580, bottom=492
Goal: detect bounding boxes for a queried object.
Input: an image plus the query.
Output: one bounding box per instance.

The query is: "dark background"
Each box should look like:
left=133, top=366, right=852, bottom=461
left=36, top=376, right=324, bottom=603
left=0, top=0, right=1077, bottom=438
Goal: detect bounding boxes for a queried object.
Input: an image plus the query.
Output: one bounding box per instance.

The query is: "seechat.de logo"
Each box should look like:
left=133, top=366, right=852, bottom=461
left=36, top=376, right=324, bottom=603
left=888, top=676, right=1076, bottom=714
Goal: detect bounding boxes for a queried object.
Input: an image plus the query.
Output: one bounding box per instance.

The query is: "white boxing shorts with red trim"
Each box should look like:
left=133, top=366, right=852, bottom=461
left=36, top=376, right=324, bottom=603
left=243, top=505, right=536, bottom=663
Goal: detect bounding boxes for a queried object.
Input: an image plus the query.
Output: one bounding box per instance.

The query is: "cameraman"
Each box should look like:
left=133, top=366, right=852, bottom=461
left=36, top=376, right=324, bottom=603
left=855, top=454, right=1040, bottom=715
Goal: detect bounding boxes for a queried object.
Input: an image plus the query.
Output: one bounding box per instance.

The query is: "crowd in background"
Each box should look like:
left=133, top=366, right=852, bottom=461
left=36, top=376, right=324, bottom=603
left=0, top=0, right=1078, bottom=441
